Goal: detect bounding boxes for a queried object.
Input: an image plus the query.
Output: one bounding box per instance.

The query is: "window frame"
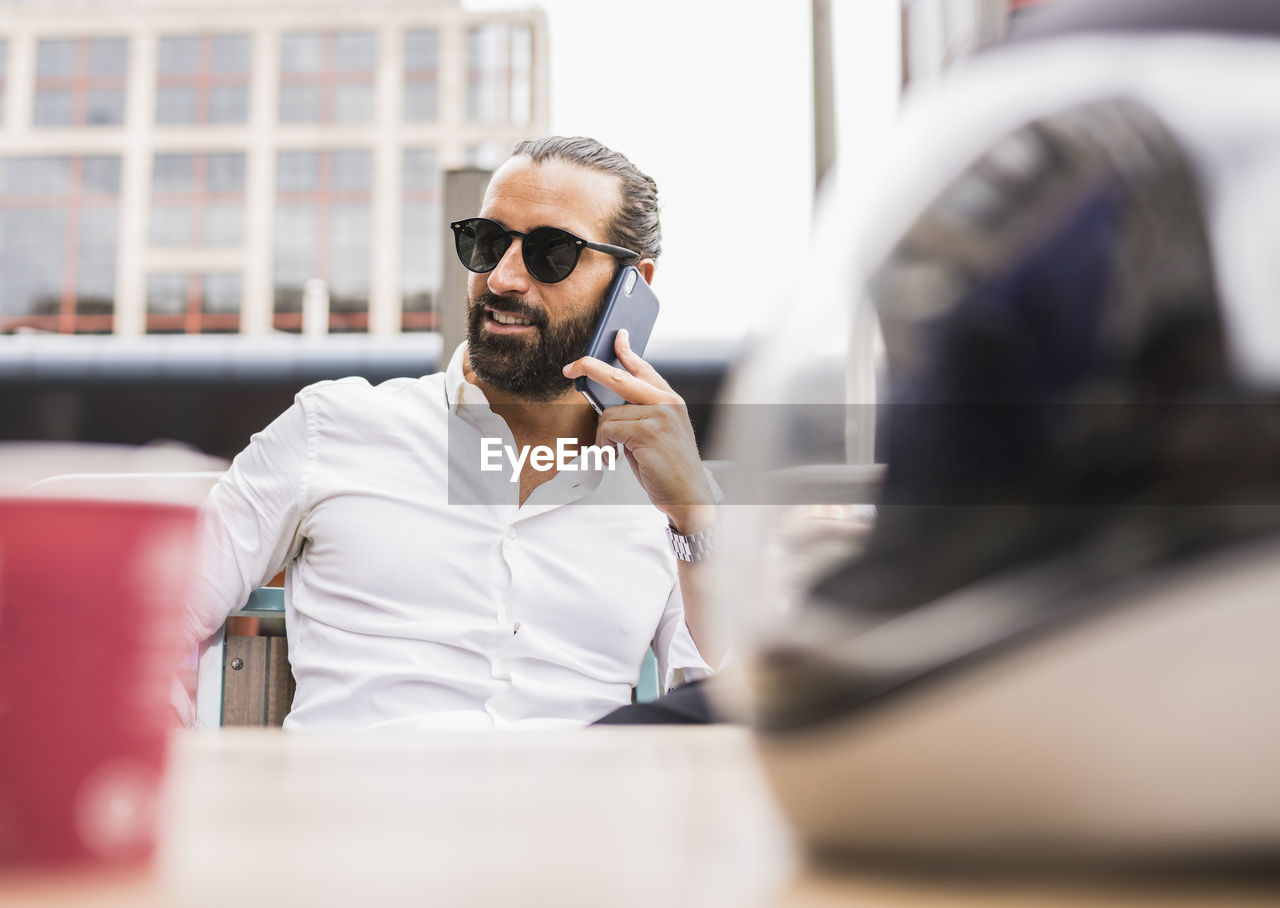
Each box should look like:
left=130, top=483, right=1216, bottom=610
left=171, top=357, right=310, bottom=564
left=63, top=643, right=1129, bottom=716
left=400, top=147, right=441, bottom=332
left=149, top=152, right=247, bottom=248
left=0, top=155, right=121, bottom=334
left=33, top=37, right=129, bottom=128
left=155, top=33, right=251, bottom=125
left=278, top=31, right=376, bottom=125
left=403, top=29, right=439, bottom=122
left=273, top=149, right=373, bottom=333
left=145, top=271, right=243, bottom=334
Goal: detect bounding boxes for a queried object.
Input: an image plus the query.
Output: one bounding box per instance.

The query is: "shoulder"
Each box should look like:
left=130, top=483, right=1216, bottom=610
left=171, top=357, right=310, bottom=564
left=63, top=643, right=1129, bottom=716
left=290, top=373, right=449, bottom=445
left=296, top=372, right=446, bottom=414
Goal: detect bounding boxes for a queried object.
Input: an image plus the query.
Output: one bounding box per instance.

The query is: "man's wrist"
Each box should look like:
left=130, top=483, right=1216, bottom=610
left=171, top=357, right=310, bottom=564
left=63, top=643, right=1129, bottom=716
left=665, top=503, right=718, bottom=536
left=666, top=502, right=721, bottom=563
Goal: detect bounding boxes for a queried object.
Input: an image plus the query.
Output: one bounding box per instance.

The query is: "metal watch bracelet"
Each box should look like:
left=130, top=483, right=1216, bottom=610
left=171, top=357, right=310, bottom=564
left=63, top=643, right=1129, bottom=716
left=666, top=522, right=718, bottom=562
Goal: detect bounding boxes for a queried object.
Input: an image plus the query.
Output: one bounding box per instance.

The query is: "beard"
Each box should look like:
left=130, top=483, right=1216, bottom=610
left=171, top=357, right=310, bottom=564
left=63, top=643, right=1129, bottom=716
left=465, top=290, right=604, bottom=401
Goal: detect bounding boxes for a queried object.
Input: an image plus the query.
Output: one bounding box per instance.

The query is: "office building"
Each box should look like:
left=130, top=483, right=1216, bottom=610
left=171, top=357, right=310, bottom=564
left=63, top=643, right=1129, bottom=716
left=0, top=0, right=548, bottom=335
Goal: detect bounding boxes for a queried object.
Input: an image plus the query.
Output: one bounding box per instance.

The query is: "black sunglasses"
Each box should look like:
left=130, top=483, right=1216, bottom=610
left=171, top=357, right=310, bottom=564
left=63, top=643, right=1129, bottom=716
left=450, top=216, right=638, bottom=284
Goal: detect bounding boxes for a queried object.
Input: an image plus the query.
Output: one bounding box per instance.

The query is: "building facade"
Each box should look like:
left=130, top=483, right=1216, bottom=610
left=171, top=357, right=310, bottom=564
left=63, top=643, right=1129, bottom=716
left=0, top=0, right=548, bottom=335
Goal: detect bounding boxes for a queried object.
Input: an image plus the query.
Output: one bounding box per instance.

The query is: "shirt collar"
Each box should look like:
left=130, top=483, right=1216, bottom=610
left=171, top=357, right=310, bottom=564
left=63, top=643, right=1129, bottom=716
left=443, top=340, right=616, bottom=498
left=444, top=341, right=491, bottom=414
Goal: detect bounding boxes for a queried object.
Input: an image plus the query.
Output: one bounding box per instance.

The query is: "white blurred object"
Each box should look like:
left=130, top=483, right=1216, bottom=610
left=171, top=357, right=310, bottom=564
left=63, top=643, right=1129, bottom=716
left=713, top=9, right=1280, bottom=869
left=1, top=440, right=226, bottom=509
left=1, top=443, right=226, bottom=504
left=757, top=533, right=1280, bottom=863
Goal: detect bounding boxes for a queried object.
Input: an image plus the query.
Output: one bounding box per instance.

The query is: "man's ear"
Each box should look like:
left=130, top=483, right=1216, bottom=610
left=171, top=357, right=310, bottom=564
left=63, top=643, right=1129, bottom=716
left=636, top=259, right=656, bottom=285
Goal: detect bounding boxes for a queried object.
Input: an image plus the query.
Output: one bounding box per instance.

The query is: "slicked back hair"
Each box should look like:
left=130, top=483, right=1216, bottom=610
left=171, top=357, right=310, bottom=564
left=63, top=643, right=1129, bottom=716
left=509, top=136, right=661, bottom=262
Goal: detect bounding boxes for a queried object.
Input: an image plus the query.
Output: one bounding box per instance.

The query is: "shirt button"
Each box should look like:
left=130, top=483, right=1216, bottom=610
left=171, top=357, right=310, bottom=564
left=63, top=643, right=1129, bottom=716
left=506, top=526, right=517, bottom=540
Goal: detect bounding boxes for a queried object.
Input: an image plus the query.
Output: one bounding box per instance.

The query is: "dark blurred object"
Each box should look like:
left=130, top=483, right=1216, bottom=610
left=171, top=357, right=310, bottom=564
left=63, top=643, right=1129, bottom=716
left=592, top=679, right=722, bottom=726
left=1006, top=0, right=1280, bottom=42
left=1, top=335, right=732, bottom=461
left=819, top=97, right=1254, bottom=623
left=744, top=3, right=1280, bottom=875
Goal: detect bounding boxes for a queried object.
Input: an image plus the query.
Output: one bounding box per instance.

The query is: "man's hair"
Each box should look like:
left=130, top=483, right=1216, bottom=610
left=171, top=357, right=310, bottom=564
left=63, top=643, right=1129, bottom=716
left=510, top=136, right=661, bottom=262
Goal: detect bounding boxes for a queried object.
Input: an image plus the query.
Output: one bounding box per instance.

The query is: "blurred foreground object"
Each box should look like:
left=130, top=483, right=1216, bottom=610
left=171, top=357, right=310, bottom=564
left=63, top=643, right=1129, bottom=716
left=717, top=0, right=1280, bottom=871
left=0, top=444, right=221, bottom=867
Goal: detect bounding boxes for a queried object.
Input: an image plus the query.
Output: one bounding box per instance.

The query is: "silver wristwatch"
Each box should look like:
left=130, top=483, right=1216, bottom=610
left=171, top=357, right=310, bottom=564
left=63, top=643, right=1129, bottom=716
left=666, top=522, right=718, bottom=562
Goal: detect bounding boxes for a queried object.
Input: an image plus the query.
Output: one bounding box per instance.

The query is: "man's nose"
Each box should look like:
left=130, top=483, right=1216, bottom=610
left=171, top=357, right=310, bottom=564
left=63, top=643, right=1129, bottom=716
left=487, top=238, right=532, bottom=295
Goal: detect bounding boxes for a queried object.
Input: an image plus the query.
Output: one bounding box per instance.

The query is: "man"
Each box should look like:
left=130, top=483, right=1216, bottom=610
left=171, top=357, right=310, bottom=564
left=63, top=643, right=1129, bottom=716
left=179, top=136, right=721, bottom=730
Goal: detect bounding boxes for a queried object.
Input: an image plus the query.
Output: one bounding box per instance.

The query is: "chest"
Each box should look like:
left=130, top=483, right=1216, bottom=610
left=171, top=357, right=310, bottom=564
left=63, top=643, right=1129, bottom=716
left=294, top=455, right=674, bottom=643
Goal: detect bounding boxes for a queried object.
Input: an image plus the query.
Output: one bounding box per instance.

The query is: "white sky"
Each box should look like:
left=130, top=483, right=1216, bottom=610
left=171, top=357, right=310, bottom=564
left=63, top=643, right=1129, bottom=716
left=462, top=0, right=901, bottom=342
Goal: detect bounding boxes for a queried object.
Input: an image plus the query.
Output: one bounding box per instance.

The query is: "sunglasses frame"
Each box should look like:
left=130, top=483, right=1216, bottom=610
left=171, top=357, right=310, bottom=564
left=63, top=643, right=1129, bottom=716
left=450, top=216, right=639, bottom=284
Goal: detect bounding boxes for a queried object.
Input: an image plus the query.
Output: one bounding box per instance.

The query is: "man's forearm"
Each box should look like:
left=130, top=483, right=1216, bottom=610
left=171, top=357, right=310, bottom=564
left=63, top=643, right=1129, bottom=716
left=676, top=558, right=725, bottom=669
left=670, top=502, right=724, bottom=668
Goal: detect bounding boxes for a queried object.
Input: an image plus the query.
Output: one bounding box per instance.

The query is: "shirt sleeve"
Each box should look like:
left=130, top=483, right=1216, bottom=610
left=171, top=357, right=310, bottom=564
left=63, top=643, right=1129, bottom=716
left=179, top=390, right=314, bottom=655
left=652, top=578, right=715, bottom=691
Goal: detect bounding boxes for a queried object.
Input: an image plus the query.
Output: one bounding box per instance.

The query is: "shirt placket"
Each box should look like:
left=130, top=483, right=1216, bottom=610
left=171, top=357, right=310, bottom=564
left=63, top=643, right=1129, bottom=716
left=453, top=378, right=613, bottom=720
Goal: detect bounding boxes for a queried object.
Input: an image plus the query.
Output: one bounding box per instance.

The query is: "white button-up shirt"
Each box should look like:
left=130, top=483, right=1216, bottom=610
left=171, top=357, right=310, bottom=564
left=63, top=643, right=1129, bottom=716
left=186, top=343, right=711, bottom=730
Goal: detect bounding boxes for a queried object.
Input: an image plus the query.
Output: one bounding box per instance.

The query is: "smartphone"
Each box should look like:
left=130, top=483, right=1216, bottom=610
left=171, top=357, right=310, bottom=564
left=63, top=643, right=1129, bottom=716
left=574, top=265, right=660, bottom=412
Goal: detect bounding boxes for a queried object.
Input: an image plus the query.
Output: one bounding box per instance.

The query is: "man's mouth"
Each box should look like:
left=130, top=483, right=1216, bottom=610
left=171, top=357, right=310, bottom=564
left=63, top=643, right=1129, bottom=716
left=485, top=306, right=538, bottom=332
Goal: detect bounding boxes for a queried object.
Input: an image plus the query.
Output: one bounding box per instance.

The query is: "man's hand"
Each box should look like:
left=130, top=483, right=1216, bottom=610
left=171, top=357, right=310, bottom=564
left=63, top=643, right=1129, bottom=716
left=562, top=330, right=717, bottom=534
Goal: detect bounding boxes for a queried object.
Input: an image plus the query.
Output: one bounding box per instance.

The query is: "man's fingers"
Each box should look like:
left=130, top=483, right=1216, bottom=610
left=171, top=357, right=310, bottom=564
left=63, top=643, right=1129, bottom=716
left=596, top=403, right=691, bottom=449
left=613, top=329, right=675, bottom=393
left=563, top=354, right=671, bottom=406
left=596, top=412, right=651, bottom=450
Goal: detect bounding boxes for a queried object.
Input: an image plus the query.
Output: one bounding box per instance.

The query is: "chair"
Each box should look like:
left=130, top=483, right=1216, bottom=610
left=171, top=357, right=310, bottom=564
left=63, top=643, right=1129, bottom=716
left=195, top=587, right=293, bottom=727
left=634, top=649, right=661, bottom=705
left=196, top=587, right=664, bottom=727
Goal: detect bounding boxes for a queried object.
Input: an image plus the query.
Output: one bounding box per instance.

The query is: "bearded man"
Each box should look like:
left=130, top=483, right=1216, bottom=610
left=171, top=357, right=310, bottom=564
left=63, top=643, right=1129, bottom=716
left=180, top=137, right=721, bottom=730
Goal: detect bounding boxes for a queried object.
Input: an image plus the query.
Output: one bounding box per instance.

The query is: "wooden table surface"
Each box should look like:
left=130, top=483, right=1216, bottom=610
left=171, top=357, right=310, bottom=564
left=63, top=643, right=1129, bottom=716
left=2, top=726, right=794, bottom=908
left=3, top=726, right=1276, bottom=908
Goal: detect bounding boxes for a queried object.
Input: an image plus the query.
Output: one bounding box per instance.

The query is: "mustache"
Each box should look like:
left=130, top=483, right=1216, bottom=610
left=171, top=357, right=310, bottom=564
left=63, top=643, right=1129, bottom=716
left=472, top=292, right=548, bottom=328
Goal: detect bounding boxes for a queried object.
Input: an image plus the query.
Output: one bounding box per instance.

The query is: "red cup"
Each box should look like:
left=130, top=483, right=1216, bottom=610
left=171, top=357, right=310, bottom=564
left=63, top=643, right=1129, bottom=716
left=0, top=497, right=197, bottom=868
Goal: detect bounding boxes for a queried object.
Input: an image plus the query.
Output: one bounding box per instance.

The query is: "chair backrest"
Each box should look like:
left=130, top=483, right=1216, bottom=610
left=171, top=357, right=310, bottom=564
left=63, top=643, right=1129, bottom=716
left=195, top=587, right=293, bottom=727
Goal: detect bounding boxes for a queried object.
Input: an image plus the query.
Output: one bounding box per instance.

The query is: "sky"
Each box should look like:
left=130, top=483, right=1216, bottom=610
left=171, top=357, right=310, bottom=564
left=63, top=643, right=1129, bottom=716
left=462, top=0, right=901, bottom=343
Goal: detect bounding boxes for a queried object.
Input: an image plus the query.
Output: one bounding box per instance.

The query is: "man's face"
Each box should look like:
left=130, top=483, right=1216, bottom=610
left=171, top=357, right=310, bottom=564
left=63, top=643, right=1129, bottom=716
left=465, top=156, right=624, bottom=401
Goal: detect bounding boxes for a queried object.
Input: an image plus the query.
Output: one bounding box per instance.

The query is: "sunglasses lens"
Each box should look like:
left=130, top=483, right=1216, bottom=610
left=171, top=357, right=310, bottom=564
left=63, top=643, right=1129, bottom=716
left=523, top=228, right=581, bottom=283
left=454, top=219, right=508, bottom=273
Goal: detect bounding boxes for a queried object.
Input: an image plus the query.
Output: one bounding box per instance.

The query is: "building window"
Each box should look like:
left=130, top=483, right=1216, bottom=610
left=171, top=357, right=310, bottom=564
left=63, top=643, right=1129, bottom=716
left=403, top=30, right=438, bottom=121
left=156, top=34, right=250, bottom=125
left=149, top=152, right=246, bottom=247
left=146, top=272, right=241, bottom=333
left=34, top=38, right=128, bottom=127
left=274, top=150, right=371, bottom=332
left=0, top=156, right=120, bottom=334
left=279, top=32, right=375, bottom=125
left=467, top=23, right=531, bottom=124
left=401, top=148, right=440, bottom=332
